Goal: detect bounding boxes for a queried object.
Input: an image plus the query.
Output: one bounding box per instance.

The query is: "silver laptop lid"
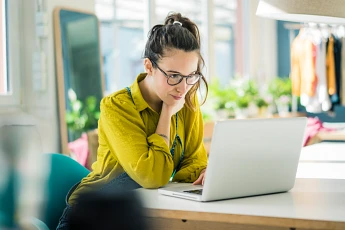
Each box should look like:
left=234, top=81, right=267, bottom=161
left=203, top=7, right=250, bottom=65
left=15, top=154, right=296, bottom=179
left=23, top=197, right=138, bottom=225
left=202, top=117, right=307, bottom=201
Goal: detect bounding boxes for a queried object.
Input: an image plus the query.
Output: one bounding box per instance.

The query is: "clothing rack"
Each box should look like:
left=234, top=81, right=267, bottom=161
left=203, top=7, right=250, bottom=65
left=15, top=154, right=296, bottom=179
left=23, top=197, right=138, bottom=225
left=284, top=23, right=345, bottom=113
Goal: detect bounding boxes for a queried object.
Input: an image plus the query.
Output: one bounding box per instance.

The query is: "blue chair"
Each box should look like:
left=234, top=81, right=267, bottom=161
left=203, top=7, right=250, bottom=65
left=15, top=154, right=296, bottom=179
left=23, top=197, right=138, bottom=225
left=0, top=169, right=16, bottom=228
left=0, top=153, right=89, bottom=229
left=41, top=153, right=89, bottom=230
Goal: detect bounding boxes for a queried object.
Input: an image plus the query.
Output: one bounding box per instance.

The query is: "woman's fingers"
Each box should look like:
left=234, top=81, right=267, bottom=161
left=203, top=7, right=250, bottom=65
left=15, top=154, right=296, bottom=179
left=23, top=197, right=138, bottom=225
left=193, top=174, right=203, bottom=185
left=193, top=171, right=206, bottom=185
left=193, top=175, right=202, bottom=185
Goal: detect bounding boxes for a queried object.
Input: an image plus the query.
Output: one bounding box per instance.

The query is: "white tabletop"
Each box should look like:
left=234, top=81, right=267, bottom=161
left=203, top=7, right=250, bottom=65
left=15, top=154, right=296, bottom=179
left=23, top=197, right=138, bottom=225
left=299, top=142, right=345, bottom=162
left=297, top=142, right=345, bottom=179
left=136, top=142, right=345, bottom=224
left=136, top=178, right=345, bottom=223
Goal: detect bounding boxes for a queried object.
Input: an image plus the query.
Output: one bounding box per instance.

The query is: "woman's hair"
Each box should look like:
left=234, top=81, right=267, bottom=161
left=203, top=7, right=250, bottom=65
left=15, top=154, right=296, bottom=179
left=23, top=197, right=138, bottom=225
left=143, top=12, right=208, bottom=110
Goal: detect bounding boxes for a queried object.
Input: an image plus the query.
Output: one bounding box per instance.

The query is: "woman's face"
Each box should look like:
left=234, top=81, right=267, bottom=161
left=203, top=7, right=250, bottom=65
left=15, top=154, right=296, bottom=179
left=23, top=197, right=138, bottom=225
left=151, top=49, right=199, bottom=106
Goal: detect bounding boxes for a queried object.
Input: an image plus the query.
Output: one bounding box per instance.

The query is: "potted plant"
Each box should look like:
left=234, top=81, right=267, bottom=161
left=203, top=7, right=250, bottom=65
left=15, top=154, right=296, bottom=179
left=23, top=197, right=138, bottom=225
left=275, top=95, right=291, bottom=117
left=65, top=89, right=100, bottom=141
left=255, top=97, right=269, bottom=117
left=268, top=77, right=291, bottom=99
left=268, top=77, right=292, bottom=115
left=255, top=97, right=268, bottom=108
left=234, top=95, right=251, bottom=118
left=207, top=78, right=237, bottom=119
left=231, top=77, right=259, bottom=118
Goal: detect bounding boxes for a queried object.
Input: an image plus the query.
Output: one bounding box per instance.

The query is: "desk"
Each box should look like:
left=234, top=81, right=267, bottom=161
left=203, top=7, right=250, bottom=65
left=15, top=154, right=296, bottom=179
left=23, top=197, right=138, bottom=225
left=136, top=143, right=345, bottom=230
left=271, top=112, right=307, bottom=118
left=297, top=142, right=345, bottom=179
left=137, top=179, right=345, bottom=230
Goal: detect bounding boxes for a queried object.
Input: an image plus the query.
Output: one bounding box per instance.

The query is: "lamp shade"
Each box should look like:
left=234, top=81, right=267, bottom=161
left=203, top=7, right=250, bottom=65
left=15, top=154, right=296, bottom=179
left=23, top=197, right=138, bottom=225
left=256, top=0, right=345, bottom=24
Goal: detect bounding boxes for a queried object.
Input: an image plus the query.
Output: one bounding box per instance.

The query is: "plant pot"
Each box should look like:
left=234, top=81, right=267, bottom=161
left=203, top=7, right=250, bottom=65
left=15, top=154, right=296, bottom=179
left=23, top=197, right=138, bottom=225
left=277, top=104, right=289, bottom=117
left=258, top=106, right=269, bottom=117
left=248, top=103, right=258, bottom=117
left=216, top=109, right=229, bottom=120
left=235, top=108, right=249, bottom=119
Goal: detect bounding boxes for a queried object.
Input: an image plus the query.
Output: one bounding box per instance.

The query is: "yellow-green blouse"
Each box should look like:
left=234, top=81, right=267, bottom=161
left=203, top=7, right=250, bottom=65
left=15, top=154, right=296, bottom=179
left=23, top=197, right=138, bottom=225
left=69, top=73, right=208, bottom=205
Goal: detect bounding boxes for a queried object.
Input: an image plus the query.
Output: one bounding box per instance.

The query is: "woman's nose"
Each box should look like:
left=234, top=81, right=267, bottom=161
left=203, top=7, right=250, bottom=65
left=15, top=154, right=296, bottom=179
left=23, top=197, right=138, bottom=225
left=176, top=79, right=188, bottom=94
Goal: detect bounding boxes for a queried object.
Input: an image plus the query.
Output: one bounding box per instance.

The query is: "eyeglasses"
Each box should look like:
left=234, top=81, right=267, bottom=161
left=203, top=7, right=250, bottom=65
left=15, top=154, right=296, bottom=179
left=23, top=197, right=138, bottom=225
left=151, top=60, right=201, bottom=86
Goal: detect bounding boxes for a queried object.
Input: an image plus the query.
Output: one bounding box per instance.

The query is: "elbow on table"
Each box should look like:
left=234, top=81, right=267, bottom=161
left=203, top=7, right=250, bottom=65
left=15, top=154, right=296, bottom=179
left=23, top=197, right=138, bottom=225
left=138, top=173, right=171, bottom=189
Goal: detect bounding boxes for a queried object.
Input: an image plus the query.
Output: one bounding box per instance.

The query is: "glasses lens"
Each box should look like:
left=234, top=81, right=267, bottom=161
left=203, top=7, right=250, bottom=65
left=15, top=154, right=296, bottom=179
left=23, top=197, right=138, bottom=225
left=167, top=75, right=183, bottom=85
left=186, top=74, right=200, bottom=85
left=167, top=74, right=201, bottom=85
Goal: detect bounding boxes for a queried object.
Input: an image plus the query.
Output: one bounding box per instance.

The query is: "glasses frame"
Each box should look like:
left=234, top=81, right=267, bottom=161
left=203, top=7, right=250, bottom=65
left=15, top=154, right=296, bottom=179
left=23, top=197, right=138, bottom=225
left=151, top=60, right=200, bottom=86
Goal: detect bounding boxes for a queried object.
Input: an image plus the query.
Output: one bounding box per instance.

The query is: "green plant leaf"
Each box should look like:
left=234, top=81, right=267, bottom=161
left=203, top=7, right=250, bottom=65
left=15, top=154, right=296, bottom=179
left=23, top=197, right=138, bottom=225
left=85, top=96, right=97, bottom=112
left=268, top=77, right=292, bottom=100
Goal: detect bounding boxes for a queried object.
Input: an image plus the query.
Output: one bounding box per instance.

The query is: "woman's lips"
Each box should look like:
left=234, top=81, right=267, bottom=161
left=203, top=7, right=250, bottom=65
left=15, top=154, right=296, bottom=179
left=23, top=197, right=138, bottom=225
left=172, top=95, right=183, bottom=100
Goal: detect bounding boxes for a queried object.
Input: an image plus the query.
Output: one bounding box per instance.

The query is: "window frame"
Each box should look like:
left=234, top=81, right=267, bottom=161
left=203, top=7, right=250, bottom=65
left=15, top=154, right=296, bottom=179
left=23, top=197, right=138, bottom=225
left=0, top=0, right=21, bottom=107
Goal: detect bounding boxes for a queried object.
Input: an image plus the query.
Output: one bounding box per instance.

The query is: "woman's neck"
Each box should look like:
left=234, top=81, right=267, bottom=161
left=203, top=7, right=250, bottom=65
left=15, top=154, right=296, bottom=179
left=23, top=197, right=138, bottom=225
left=139, top=76, right=162, bottom=113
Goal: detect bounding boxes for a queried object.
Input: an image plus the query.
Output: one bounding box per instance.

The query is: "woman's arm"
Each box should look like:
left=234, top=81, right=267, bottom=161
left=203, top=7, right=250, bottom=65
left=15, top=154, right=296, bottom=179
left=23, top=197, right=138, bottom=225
left=172, top=107, right=208, bottom=183
left=156, top=98, right=186, bottom=147
left=99, top=94, right=174, bottom=188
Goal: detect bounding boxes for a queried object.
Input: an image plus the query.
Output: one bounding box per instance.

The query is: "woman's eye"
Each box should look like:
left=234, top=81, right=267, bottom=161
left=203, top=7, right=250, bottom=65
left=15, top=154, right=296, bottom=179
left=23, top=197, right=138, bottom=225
left=169, top=74, right=180, bottom=79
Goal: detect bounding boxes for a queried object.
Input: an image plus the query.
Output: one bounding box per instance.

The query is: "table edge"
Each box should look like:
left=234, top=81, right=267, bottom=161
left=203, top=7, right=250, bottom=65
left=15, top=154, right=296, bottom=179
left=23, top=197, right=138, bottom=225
left=144, top=209, right=345, bottom=229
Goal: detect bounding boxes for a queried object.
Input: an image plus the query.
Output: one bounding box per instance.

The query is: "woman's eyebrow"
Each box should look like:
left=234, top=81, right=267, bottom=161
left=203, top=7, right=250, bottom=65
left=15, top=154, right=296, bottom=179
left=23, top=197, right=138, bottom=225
left=166, top=69, right=198, bottom=74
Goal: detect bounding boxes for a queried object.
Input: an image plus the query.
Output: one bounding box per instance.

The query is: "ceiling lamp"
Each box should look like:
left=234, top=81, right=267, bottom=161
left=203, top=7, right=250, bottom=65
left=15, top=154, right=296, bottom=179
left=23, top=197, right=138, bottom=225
left=256, top=0, right=345, bottom=24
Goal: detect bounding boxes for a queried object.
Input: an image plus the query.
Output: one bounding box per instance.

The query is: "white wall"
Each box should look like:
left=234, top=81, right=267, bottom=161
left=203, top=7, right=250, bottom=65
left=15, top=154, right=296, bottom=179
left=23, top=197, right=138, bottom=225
left=235, top=0, right=277, bottom=82
left=248, top=0, right=277, bottom=82
left=0, top=0, right=95, bottom=153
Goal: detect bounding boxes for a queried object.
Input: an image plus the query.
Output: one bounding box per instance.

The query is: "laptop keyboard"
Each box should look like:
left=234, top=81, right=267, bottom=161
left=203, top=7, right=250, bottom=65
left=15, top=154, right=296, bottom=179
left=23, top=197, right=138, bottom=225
left=183, top=189, right=203, bottom=195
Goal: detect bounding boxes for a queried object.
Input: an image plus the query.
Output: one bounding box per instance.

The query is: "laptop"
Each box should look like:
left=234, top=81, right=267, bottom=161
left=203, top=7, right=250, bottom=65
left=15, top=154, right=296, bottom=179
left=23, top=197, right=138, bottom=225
left=158, top=117, right=307, bottom=202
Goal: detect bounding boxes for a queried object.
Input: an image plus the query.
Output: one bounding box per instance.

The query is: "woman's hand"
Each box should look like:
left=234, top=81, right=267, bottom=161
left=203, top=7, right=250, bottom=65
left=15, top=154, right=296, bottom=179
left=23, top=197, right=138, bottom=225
left=193, top=169, right=206, bottom=185
left=162, top=98, right=185, bottom=118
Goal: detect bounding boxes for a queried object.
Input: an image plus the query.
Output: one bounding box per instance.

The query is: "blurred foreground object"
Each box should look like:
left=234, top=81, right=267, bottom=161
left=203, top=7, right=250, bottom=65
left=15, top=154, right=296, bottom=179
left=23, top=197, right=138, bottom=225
left=0, top=125, right=48, bottom=229
left=69, top=189, right=147, bottom=230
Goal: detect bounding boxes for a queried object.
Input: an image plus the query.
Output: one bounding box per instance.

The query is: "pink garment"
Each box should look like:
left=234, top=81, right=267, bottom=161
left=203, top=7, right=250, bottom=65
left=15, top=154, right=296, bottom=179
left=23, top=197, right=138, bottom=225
left=68, top=133, right=89, bottom=167
left=303, top=117, right=335, bottom=146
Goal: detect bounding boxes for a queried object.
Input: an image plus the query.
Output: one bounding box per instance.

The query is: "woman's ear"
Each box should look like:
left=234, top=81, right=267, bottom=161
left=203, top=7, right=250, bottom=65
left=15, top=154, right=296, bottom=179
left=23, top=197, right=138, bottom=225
left=144, top=58, right=154, bottom=75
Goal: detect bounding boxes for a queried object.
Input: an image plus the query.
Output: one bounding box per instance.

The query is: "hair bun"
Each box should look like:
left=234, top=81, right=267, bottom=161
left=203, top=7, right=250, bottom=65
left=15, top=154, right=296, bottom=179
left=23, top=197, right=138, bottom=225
left=164, top=12, right=183, bottom=26
left=173, top=21, right=182, bottom=26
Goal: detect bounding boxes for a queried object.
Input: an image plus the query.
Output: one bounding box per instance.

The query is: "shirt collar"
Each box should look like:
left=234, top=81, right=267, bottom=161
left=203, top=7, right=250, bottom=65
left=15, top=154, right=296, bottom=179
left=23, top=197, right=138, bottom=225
left=129, top=73, right=150, bottom=112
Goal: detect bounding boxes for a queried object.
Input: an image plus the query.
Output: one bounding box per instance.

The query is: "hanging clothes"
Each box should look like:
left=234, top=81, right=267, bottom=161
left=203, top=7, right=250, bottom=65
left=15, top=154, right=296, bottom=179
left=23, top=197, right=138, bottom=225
left=307, top=33, right=332, bottom=112
left=341, top=35, right=345, bottom=106
left=290, top=25, right=344, bottom=113
left=290, top=28, right=318, bottom=97
left=332, top=34, right=342, bottom=104
left=326, top=35, right=337, bottom=96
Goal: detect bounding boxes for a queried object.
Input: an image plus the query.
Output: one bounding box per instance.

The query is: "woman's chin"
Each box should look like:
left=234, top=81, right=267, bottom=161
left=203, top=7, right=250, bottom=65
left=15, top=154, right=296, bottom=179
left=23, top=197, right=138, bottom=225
left=165, top=98, right=179, bottom=106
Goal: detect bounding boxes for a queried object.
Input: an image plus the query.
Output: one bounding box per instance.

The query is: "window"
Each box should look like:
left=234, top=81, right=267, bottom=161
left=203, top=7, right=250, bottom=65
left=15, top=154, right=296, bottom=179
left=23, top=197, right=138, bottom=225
left=214, top=0, right=236, bottom=84
left=0, top=0, right=7, bottom=95
left=96, top=0, right=145, bottom=94
left=156, top=0, right=237, bottom=83
left=95, top=0, right=237, bottom=93
left=0, top=0, right=20, bottom=106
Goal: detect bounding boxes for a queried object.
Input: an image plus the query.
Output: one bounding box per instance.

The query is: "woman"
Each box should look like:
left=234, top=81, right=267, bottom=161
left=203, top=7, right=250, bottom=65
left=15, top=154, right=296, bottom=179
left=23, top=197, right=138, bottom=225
left=57, top=12, right=208, bottom=229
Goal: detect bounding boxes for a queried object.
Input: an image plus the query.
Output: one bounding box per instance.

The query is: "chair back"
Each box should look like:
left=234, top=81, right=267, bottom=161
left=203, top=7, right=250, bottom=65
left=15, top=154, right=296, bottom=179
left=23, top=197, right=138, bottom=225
left=42, top=153, right=89, bottom=230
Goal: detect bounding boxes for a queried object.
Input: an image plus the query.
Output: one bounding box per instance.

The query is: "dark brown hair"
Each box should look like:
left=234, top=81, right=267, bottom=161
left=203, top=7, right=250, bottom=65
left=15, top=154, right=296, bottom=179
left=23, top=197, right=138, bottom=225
left=143, top=12, right=208, bottom=110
